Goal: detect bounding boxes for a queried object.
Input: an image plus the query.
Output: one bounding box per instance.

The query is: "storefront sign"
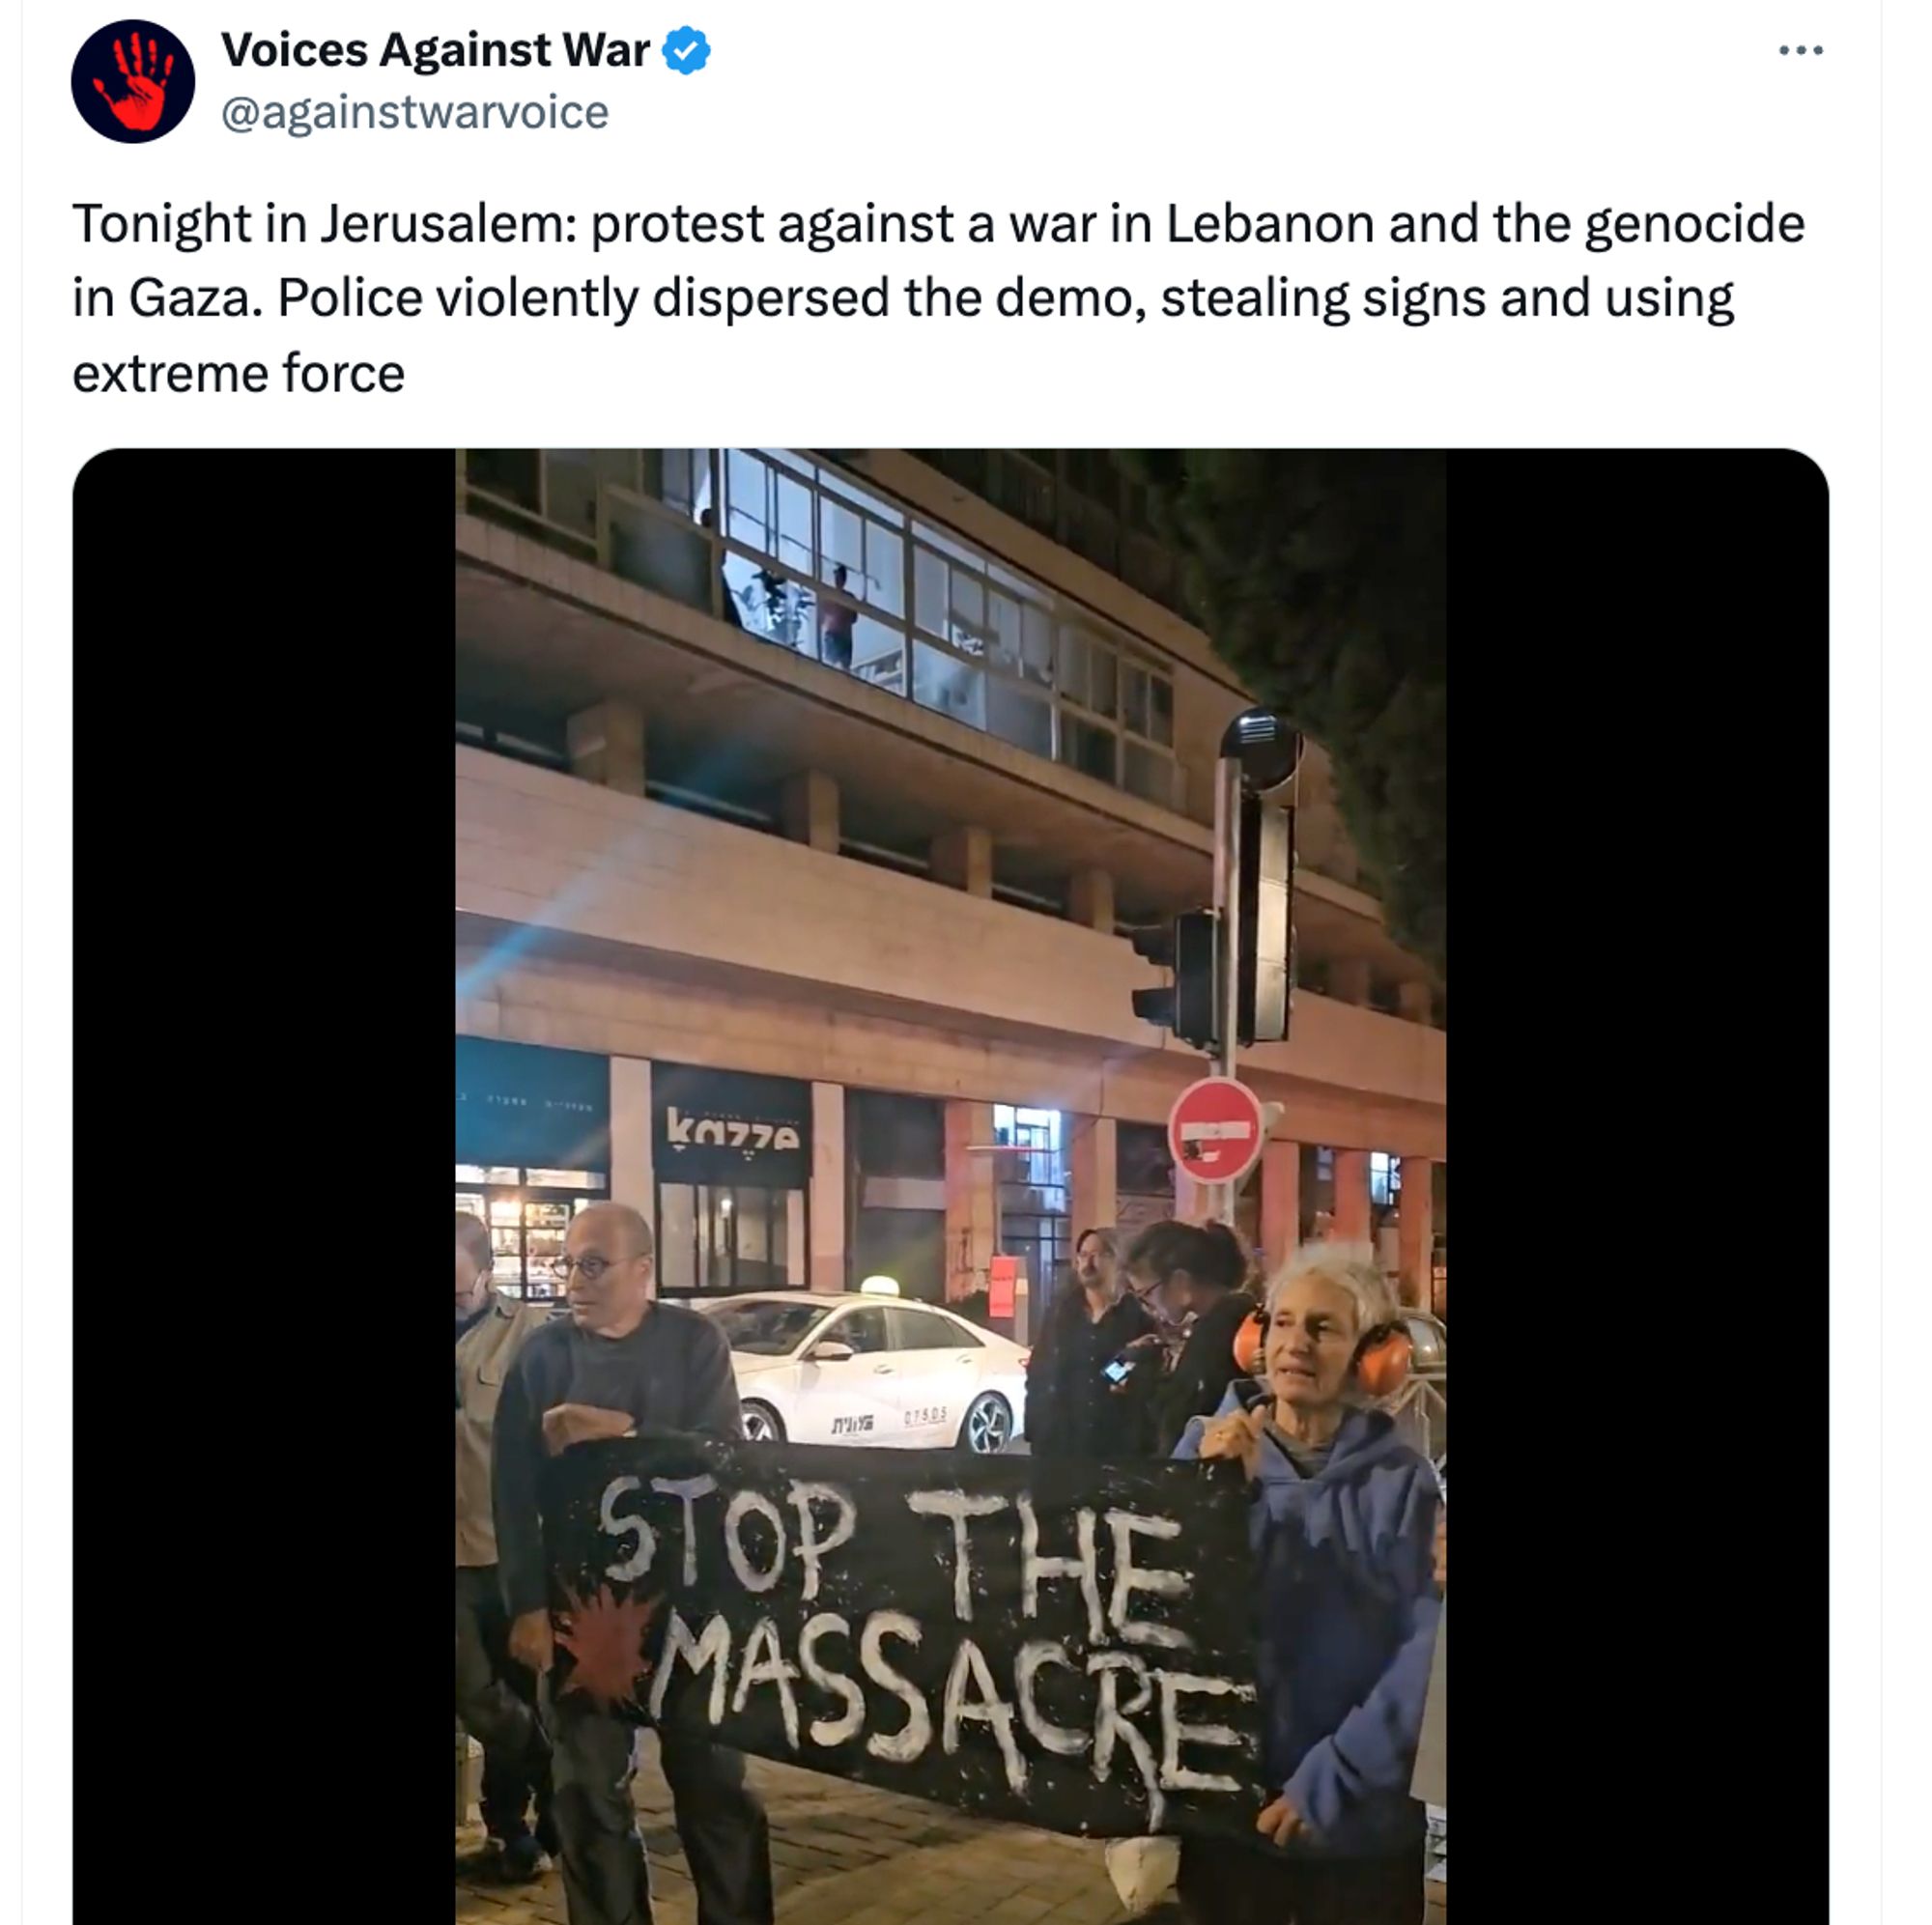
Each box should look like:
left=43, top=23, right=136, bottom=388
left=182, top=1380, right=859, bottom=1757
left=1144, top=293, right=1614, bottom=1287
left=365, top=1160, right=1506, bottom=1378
left=542, top=1436, right=1264, bottom=1839
left=456, top=1036, right=611, bottom=1170
left=652, top=1063, right=810, bottom=1188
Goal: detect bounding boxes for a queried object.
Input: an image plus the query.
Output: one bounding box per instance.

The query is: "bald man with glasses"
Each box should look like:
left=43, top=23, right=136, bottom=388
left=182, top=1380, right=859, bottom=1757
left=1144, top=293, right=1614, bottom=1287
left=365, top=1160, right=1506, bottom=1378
left=492, top=1203, right=773, bottom=1925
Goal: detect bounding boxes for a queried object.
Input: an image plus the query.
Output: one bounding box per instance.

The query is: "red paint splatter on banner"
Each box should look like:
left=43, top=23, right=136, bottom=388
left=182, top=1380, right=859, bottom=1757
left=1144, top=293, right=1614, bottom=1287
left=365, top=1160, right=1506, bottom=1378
left=554, top=1587, right=662, bottom=1712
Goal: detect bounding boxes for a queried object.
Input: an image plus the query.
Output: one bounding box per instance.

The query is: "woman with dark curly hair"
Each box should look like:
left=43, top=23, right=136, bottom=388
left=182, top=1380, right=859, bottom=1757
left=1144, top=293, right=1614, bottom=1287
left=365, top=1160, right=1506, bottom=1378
left=1121, top=1218, right=1258, bottom=1456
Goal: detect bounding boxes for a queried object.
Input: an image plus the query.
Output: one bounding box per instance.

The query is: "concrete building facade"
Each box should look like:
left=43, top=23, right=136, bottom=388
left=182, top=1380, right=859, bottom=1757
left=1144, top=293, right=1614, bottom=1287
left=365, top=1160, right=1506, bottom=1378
left=454, top=448, right=1445, bottom=1319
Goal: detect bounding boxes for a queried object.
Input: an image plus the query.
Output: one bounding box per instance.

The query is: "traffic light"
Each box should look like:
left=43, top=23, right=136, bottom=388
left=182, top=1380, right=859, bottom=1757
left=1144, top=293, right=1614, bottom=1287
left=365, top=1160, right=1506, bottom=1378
left=1130, top=911, right=1217, bottom=1047
left=1236, top=793, right=1296, bottom=1044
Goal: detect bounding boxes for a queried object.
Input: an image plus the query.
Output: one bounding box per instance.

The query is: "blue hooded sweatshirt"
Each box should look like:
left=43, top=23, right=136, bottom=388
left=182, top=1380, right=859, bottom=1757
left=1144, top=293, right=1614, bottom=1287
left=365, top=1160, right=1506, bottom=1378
left=1174, top=1382, right=1442, bottom=1860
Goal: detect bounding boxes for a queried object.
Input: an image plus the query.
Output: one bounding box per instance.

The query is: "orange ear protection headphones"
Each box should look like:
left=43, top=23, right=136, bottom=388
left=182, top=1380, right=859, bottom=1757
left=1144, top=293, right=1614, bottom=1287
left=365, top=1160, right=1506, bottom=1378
left=1233, top=1311, right=1264, bottom=1375
left=1231, top=1312, right=1412, bottom=1397
left=1351, top=1321, right=1413, bottom=1399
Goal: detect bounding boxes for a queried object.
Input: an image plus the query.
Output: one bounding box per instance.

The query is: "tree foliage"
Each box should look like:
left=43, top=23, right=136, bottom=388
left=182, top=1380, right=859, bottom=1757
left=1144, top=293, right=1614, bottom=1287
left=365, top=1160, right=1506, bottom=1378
left=1122, top=451, right=1446, bottom=974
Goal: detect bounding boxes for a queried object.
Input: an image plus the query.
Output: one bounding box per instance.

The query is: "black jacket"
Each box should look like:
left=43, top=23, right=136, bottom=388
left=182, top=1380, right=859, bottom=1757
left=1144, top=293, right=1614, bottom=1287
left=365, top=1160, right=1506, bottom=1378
left=1151, top=1289, right=1260, bottom=1458
left=492, top=1303, right=740, bottom=1618
left=1026, top=1286, right=1161, bottom=1460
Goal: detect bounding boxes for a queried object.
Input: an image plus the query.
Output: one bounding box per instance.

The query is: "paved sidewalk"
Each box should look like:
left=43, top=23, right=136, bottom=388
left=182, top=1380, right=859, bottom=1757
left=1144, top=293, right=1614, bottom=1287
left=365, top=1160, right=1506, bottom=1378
left=455, top=1749, right=1447, bottom=1924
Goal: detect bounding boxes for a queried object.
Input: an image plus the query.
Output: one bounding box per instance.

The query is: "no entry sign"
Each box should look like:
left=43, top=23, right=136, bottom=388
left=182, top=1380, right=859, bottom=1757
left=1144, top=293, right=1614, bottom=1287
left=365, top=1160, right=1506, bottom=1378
left=1167, top=1076, right=1267, bottom=1187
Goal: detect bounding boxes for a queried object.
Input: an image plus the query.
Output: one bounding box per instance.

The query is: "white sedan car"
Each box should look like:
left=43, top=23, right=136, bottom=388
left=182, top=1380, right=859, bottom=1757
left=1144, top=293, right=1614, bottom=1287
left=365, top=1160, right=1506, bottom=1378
left=695, top=1292, right=1028, bottom=1453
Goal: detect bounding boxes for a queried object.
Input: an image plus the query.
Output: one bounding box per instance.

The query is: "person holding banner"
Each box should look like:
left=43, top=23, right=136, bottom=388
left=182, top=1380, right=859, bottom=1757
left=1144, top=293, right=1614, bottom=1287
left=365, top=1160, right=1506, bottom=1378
left=492, top=1203, right=776, bottom=1925
left=1173, top=1243, right=1442, bottom=1925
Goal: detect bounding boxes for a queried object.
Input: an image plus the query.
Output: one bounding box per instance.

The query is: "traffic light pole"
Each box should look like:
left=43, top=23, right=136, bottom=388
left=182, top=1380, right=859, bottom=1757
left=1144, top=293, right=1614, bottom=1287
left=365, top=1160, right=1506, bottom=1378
left=1209, top=751, right=1244, bottom=1227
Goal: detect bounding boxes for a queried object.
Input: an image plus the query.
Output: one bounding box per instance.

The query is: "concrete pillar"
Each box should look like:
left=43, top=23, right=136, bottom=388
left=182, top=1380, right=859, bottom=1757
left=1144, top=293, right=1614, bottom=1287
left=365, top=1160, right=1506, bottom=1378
left=609, top=1057, right=653, bottom=1219
left=1398, top=981, right=1434, bottom=1026
left=781, top=771, right=840, bottom=854
left=931, top=825, right=994, bottom=897
left=810, top=1082, right=846, bottom=1292
left=567, top=699, right=646, bottom=797
left=1330, top=956, right=1373, bottom=1008
left=1067, top=868, right=1115, bottom=933
left=1259, top=1138, right=1300, bottom=1274
left=1397, top=1156, right=1435, bottom=1308
left=1333, top=1148, right=1373, bottom=1243
left=1067, top=1114, right=1118, bottom=1240
left=944, top=1101, right=997, bottom=1302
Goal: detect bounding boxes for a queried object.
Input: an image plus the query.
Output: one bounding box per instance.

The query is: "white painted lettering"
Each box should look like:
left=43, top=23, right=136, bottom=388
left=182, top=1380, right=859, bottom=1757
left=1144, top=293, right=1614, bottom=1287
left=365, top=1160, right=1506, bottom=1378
left=1014, top=1639, right=1088, bottom=1758
left=787, top=1481, right=858, bottom=1601
left=1155, top=1671, right=1255, bottom=1794
left=906, top=1488, right=1009, bottom=1622
left=599, top=1475, right=655, bottom=1583
left=941, top=1637, right=1028, bottom=1795
left=860, top=1611, right=933, bottom=1764
left=1089, top=1652, right=1165, bottom=1831
left=1019, top=1497, right=1104, bottom=1641
left=732, top=1617, right=803, bottom=1750
left=1104, top=1510, right=1191, bottom=1650
left=724, top=1488, right=787, bottom=1593
left=651, top=1474, right=717, bottom=1586
left=649, top=1609, right=732, bottom=1725
left=798, top=1613, right=867, bottom=1747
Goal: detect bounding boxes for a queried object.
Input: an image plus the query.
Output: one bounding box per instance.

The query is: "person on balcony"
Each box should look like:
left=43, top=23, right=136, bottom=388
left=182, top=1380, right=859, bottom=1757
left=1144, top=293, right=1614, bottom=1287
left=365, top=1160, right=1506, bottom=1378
left=1173, top=1242, right=1442, bottom=1925
left=818, top=562, right=858, bottom=670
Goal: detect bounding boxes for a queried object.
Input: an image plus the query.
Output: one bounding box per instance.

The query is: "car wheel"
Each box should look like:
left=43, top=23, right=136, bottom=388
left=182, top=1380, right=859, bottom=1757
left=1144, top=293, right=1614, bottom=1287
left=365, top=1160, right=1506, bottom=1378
left=741, top=1400, right=785, bottom=1444
left=958, top=1391, right=1012, bottom=1455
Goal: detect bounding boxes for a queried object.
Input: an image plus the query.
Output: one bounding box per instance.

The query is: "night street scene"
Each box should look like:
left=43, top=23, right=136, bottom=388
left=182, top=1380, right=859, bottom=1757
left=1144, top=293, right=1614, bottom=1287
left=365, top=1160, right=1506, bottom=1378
left=455, top=448, right=1447, bottom=1925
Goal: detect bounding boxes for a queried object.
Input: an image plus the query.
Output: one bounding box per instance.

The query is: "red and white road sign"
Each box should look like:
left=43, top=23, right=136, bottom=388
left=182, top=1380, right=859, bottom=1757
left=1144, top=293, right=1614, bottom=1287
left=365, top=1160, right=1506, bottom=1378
left=1167, top=1076, right=1267, bottom=1187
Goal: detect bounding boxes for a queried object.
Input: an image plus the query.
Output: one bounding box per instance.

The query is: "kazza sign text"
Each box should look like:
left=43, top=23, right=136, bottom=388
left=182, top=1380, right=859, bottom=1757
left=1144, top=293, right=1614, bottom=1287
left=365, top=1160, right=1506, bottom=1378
left=663, top=1107, right=801, bottom=1158
left=540, top=1437, right=1264, bottom=1838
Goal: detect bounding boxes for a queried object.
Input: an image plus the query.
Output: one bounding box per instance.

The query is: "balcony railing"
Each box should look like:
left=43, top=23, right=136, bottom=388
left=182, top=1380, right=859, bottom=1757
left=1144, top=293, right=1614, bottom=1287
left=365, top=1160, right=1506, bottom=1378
left=458, top=448, right=1183, bottom=814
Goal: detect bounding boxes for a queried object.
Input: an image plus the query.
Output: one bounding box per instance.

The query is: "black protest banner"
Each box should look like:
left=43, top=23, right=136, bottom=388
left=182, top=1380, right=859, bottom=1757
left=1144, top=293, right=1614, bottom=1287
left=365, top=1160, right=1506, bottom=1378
left=541, top=1437, right=1264, bottom=1838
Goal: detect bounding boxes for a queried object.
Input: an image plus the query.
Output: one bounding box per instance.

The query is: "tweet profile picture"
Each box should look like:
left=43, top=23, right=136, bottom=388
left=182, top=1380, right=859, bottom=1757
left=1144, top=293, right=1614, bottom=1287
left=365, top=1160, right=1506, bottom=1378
left=72, top=21, right=194, bottom=141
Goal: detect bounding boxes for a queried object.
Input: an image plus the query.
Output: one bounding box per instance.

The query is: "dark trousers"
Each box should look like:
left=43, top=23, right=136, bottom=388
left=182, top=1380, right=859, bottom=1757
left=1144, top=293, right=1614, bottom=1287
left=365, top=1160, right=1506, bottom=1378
left=544, top=1680, right=774, bottom=1925
left=455, top=1566, right=554, bottom=1846
left=1177, top=1835, right=1427, bottom=1925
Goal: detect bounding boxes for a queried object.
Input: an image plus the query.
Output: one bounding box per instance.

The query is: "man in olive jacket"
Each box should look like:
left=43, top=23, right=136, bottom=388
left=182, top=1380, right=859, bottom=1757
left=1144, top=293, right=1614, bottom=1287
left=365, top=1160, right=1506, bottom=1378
left=456, top=1212, right=558, bottom=1882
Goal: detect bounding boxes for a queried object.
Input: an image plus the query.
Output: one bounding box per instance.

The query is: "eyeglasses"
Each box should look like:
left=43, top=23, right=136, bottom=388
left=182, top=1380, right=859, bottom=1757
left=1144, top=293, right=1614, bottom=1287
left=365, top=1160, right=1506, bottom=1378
left=549, top=1252, right=640, bottom=1284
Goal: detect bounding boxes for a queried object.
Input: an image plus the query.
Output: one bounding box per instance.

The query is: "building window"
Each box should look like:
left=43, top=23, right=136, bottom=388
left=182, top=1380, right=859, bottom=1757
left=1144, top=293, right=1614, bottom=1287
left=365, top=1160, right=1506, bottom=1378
left=1370, top=1152, right=1402, bottom=1208
left=993, top=1104, right=1069, bottom=1289
left=458, top=449, right=1180, bottom=810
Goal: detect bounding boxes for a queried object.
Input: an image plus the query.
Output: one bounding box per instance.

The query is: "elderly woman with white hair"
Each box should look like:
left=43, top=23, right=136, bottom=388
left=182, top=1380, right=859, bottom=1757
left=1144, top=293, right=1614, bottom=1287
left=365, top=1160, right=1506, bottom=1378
left=1171, top=1242, right=1443, bottom=1925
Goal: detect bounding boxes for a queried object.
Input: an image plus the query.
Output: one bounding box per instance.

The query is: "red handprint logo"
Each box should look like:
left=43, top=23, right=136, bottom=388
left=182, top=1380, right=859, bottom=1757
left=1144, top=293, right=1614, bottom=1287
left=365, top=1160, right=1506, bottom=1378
left=93, top=34, right=172, bottom=132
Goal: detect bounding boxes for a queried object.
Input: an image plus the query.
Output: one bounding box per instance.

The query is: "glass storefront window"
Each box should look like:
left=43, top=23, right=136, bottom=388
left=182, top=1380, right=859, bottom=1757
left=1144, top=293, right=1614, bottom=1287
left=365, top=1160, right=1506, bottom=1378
left=657, top=1181, right=806, bottom=1293
left=455, top=1163, right=610, bottom=1300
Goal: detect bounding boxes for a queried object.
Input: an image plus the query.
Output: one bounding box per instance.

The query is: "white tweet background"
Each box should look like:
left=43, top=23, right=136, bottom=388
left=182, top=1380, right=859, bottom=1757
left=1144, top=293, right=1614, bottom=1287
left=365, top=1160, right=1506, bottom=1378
left=5, top=2, right=1920, bottom=1917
